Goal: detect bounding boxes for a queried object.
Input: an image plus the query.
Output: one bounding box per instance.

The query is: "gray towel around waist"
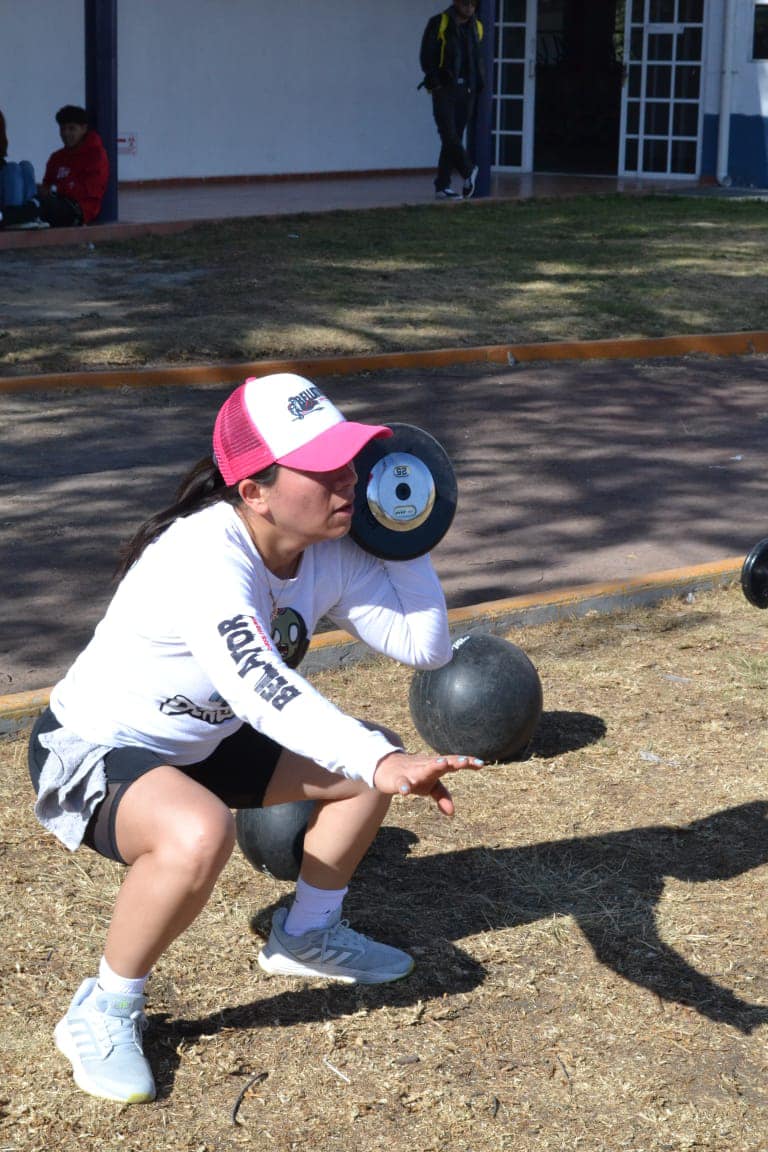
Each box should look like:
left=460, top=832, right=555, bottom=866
left=34, top=727, right=111, bottom=851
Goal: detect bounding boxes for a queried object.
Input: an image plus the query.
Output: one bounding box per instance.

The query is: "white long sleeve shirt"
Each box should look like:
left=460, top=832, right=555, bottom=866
left=51, top=502, right=452, bottom=788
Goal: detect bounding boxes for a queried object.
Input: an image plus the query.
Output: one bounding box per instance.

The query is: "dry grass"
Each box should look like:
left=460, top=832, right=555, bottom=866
left=2, top=195, right=768, bottom=376
left=2, top=582, right=768, bottom=1150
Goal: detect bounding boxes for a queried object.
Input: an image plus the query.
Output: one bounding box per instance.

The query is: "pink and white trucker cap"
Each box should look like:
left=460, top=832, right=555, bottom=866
left=213, top=373, right=392, bottom=485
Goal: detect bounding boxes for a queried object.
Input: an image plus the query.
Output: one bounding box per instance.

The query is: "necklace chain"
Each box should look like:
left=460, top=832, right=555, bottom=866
left=266, top=569, right=290, bottom=621
left=237, top=508, right=292, bottom=622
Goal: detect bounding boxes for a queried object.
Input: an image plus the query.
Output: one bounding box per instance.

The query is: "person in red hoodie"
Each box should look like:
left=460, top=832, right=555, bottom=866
left=0, top=105, right=108, bottom=230
left=41, top=104, right=109, bottom=224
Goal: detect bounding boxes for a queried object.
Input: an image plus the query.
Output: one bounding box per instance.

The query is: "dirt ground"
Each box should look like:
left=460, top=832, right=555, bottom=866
left=2, top=582, right=768, bottom=1152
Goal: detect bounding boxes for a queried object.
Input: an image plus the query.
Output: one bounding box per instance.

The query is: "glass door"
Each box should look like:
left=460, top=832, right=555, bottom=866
left=619, top=0, right=706, bottom=177
left=492, top=0, right=537, bottom=170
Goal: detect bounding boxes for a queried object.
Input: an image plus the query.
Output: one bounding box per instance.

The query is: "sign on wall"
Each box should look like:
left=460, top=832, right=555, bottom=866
left=117, top=132, right=137, bottom=156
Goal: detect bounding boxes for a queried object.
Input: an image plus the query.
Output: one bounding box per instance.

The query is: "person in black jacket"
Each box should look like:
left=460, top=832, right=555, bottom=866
left=419, top=0, right=485, bottom=200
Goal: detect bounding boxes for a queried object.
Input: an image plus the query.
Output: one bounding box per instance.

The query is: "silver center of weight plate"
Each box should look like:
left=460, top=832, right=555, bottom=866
left=365, top=451, right=436, bottom=532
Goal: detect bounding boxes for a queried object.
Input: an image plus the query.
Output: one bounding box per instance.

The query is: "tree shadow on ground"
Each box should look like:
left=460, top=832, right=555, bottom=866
left=150, top=799, right=768, bottom=1098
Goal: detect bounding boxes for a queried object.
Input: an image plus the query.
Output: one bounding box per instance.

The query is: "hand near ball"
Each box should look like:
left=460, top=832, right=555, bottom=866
left=373, top=750, right=484, bottom=817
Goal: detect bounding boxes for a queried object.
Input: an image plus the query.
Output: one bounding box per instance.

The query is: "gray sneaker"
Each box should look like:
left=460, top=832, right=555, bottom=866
left=10, top=218, right=51, bottom=230
left=258, top=907, right=414, bottom=984
left=54, top=978, right=156, bottom=1103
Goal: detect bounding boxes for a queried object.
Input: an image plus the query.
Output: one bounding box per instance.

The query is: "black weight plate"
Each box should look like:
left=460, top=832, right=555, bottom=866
left=351, top=423, right=458, bottom=560
left=741, top=536, right=768, bottom=608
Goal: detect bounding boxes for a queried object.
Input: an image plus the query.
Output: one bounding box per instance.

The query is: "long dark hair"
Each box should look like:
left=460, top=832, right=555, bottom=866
left=114, top=455, right=278, bottom=582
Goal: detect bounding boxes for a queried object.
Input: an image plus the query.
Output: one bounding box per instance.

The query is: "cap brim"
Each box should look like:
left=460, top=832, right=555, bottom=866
left=276, top=422, right=392, bottom=472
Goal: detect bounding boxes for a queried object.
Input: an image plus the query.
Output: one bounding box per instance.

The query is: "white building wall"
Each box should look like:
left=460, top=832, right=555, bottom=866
left=727, top=0, right=768, bottom=117
left=1, top=0, right=84, bottom=179
left=702, top=0, right=768, bottom=119
left=1, top=0, right=440, bottom=182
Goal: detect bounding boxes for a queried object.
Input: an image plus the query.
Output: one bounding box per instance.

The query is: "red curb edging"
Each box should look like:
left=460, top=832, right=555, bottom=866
left=1, top=330, right=767, bottom=394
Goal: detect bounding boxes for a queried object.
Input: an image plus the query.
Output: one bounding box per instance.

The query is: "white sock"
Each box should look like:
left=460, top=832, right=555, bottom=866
left=283, top=877, right=348, bottom=936
left=96, top=954, right=151, bottom=997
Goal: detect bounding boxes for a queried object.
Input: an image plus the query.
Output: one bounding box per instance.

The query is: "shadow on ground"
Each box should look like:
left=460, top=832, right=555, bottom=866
left=147, top=800, right=768, bottom=1099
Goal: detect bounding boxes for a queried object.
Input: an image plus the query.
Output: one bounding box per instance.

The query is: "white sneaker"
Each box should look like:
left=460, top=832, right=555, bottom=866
left=11, top=218, right=51, bottom=230
left=54, top=978, right=156, bottom=1103
left=462, top=165, right=479, bottom=199
left=435, top=187, right=461, bottom=200
left=258, top=907, right=414, bottom=984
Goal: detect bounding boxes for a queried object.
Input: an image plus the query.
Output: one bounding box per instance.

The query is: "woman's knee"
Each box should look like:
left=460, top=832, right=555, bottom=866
left=118, top=779, right=236, bottom=877
left=163, top=802, right=236, bottom=877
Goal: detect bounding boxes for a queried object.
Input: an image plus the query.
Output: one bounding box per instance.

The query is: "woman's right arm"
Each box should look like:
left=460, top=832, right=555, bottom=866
left=173, top=538, right=402, bottom=787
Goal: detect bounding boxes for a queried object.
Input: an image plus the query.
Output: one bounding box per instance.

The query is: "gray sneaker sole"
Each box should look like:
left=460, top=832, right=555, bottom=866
left=257, top=948, right=414, bottom=985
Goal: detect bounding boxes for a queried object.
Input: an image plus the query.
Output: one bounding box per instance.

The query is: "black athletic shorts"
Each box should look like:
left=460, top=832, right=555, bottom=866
left=28, top=707, right=283, bottom=865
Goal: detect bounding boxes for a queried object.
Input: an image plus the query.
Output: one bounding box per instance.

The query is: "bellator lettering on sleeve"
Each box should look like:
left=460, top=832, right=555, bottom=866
left=217, top=613, right=301, bottom=711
